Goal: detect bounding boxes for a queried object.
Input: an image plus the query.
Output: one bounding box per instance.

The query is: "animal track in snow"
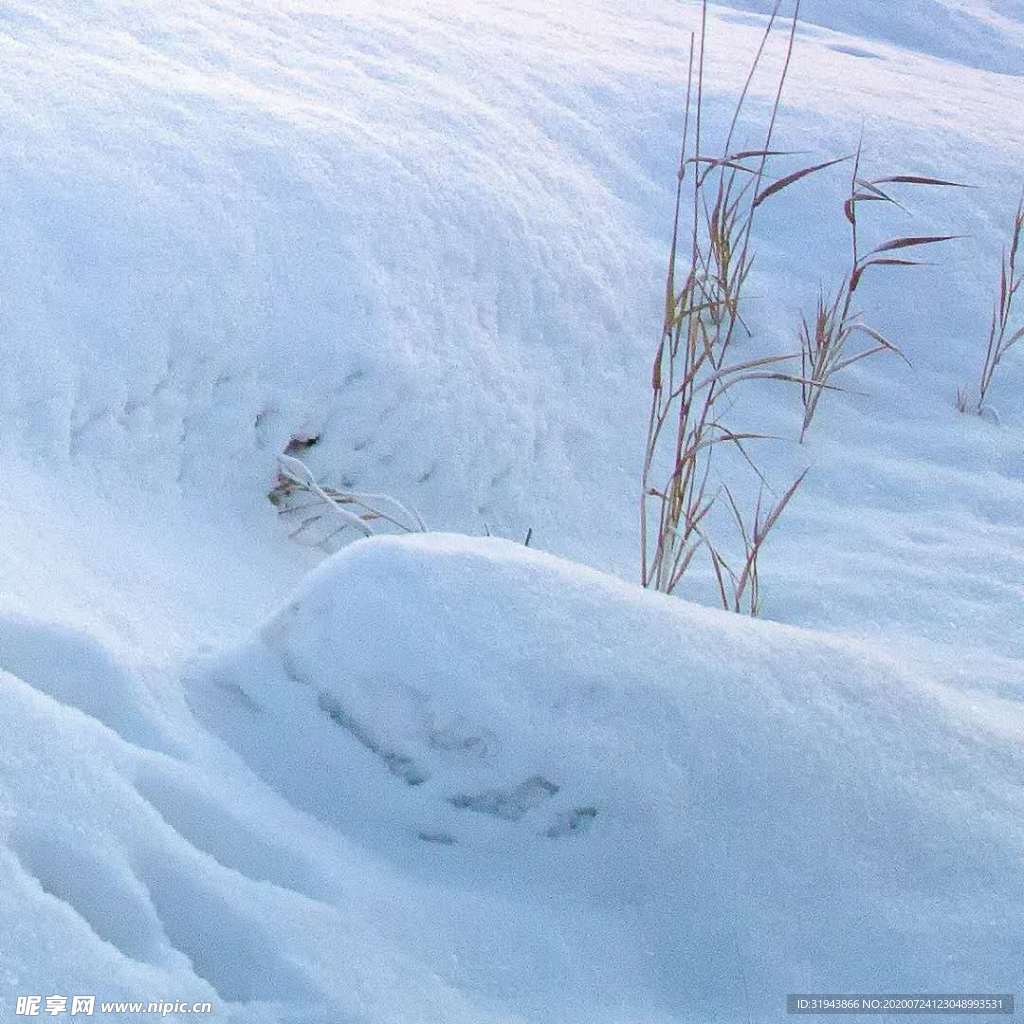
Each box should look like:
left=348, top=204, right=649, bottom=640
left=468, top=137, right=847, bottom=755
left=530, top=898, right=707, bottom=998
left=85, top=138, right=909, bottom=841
left=316, top=689, right=430, bottom=786
left=545, top=806, right=598, bottom=839
left=279, top=648, right=431, bottom=786
left=448, top=775, right=559, bottom=822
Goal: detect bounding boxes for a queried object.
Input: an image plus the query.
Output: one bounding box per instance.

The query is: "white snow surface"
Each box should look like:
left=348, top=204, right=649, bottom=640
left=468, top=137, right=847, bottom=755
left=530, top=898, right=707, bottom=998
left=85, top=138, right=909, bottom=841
left=1, top=0, right=1023, bottom=1020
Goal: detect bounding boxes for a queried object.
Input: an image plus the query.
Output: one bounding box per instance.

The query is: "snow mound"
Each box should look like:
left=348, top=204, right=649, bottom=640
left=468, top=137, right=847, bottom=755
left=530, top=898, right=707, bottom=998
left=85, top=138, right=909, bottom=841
left=188, top=534, right=1024, bottom=1000
left=2, top=536, right=1022, bottom=1021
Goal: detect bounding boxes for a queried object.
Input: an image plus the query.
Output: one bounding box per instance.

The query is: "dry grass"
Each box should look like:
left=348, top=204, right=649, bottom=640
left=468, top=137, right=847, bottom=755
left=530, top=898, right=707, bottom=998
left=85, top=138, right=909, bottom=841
left=706, top=472, right=807, bottom=615
left=271, top=452, right=426, bottom=551
left=798, top=144, right=964, bottom=441
left=957, top=190, right=1024, bottom=420
left=640, top=0, right=822, bottom=609
left=640, top=3, right=965, bottom=611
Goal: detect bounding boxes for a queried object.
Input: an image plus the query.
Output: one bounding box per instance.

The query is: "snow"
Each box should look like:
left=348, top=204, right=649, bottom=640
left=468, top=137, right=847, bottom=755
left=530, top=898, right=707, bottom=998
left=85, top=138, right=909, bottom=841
left=723, top=0, right=1024, bottom=74
left=0, top=0, right=1022, bottom=1020
left=7, top=534, right=1023, bottom=1021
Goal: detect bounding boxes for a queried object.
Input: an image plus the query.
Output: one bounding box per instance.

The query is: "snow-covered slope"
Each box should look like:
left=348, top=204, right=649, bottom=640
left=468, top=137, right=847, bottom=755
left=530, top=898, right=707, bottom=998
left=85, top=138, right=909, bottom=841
left=725, top=0, right=1024, bottom=74
left=5, top=535, right=1023, bottom=1022
left=1, top=0, right=1023, bottom=1020
left=1, top=0, right=1023, bottom=583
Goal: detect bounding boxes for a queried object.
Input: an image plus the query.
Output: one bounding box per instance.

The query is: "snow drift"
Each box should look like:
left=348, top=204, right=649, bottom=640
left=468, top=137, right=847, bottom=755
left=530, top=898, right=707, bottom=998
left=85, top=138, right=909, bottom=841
left=5, top=534, right=1020, bottom=1021
left=187, top=535, right=1024, bottom=1014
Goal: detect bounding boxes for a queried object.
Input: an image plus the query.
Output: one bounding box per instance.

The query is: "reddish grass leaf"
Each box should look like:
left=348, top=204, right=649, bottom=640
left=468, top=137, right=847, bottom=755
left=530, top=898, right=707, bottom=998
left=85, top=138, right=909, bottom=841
left=870, top=175, right=971, bottom=188
left=868, top=234, right=959, bottom=257
left=752, top=156, right=849, bottom=209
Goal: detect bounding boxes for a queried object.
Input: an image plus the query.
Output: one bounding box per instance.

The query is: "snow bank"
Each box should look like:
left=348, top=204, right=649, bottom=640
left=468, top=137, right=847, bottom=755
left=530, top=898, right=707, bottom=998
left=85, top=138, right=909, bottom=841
left=1, top=517, right=1020, bottom=1021
left=187, top=534, right=1024, bottom=1015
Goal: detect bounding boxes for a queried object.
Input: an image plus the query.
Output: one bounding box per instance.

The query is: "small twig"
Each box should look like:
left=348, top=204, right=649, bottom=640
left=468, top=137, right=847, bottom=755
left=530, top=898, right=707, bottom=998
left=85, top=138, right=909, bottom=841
left=273, top=454, right=427, bottom=547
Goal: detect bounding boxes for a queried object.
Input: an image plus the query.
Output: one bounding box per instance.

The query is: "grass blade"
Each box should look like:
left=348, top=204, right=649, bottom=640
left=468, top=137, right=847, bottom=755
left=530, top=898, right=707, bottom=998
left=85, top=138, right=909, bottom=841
left=752, top=156, right=849, bottom=209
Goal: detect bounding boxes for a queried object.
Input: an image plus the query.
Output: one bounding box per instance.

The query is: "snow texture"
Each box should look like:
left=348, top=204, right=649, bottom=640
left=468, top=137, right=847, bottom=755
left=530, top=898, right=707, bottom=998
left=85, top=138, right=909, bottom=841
left=0, top=0, right=1023, bottom=1020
